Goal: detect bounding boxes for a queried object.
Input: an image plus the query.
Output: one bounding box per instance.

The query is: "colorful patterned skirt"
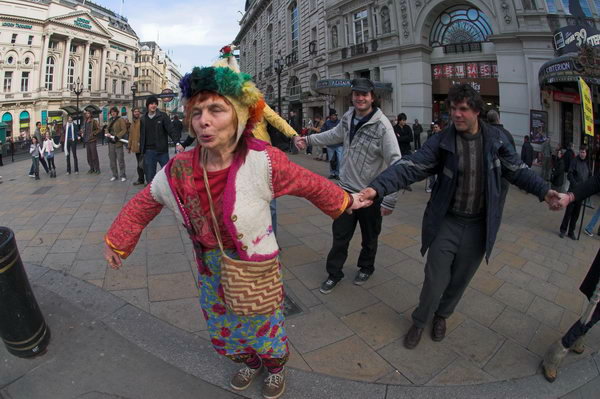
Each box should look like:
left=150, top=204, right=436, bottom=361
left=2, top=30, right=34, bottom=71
left=198, top=247, right=289, bottom=364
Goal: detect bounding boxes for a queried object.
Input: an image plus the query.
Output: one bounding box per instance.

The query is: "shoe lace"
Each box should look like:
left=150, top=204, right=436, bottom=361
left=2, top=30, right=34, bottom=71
left=264, top=372, right=283, bottom=388
left=239, top=366, right=257, bottom=380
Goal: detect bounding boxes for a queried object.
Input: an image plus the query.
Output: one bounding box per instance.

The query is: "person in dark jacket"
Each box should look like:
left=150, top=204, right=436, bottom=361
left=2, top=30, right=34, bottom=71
left=564, top=142, right=575, bottom=190
left=521, top=135, right=534, bottom=167
left=542, top=174, right=600, bottom=382
left=551, top=148, right=566, bottom=192
left=171, top=114, right=184, bottom=143
left=394, top=113, right=413, bottom=156
left=140, top=96, right=177, bottom=183
left=559, top=145, right=590, bottom=239
left=360, top=84, right=559, bottom=350
left=413, top=119, right=423, bottom=150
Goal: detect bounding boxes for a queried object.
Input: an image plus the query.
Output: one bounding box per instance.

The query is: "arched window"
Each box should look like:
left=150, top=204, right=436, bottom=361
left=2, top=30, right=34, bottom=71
left=560, top=0, right=592, bottom=16
left=288, top=76, right=301, bottom=96
left=45, top=57, right=55, bottom=90
left=331, top=26, right=338, bottom=48
left=381, top=6, right=391, bottom=34
left=121, top=106, right=127, bottom=116
left=429, top=6, right=493, bottom=47
left=67, top=59, right=75, bottom=87
left=2, top=112, right=13, bottom=137
left=88, top=62, right=93, bottom=89
left=290, top=2, right=299, bottom=53
left=19, top=111, right=30, bottom=138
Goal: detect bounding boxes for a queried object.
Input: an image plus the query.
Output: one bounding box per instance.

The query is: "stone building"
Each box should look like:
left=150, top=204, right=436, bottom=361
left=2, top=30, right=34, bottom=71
left=0, top=0, right=139, bottom=140
left=235, top=0, right=600, bottom=149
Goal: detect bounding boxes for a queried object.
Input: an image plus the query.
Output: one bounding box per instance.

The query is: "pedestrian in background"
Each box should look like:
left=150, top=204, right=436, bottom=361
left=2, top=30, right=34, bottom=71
left=307, top=114, right=325, bottom=160
left=413, top=118, right=423, bottom=150
left=31, top=122, right=50, bottom=175
left=82, top=111, right=101, bottom=174
left=521, top=135, right=534, bottom=167
left=425, top=121, right=442, bottom=193
left=105, top=107, right=128, bottom=182
left=560, top=145, right=590, bottom=240
left=564, top=142, right=575, bottom=191
left=171, top=114, right=184, bottom=144
left=394, top=113, right=413, bottom=156
left=551, top=148, right=566, bottom=193
left=40, top=132, right=60, bottom=178
left=140, top=96, right=177, bottom=183
left=128, top=108, right=145, bottom=186
left=29, top=136, right=42, bottom=180
left=63, top=116, right=80, bottom=175
left=541, top=137, right=553, bottom=181
left=323, top=109, right=342, bottom=180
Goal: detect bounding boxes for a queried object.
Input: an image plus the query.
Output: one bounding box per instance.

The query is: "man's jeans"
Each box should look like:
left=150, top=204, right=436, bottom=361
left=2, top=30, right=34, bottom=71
left=327, top=146, right=343, bottom=177
left=585, top=205, right=600, bottom=233
left=144, top=149, right=169, bottom=183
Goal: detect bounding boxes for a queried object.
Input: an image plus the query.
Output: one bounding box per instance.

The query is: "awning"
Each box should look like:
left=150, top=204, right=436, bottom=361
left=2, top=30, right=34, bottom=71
left=539, top=53, right=600, bottom=87
left=315, top=79, right=393, bottom=96
left=59, top=106, right=80, bottom=115
left=82, top=104, right=102, bottom=114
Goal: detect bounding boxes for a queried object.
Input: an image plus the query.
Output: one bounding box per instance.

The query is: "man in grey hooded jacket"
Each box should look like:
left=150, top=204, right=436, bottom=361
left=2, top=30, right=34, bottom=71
left=294, top=78, right=401, bottom=294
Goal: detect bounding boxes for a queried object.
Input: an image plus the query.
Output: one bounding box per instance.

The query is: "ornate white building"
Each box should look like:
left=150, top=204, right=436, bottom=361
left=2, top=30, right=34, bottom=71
left=0, top=0, right=138, bottom=139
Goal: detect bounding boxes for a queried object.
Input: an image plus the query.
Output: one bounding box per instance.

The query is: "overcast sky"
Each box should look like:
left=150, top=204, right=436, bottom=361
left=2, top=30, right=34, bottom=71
left=95, top=0, right=246, bottom=74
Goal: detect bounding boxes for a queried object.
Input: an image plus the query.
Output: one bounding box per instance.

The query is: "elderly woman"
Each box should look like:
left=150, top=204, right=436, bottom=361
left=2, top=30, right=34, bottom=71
left=103, top=62, right=369, bottom=399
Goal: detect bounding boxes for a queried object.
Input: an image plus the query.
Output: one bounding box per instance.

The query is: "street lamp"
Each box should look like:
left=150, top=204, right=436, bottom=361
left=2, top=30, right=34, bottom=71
left=273, top=51, right=285, bottom=114
left=130, top=82, right=137, bottom=112
left=71, top=77, right=83, bottom=126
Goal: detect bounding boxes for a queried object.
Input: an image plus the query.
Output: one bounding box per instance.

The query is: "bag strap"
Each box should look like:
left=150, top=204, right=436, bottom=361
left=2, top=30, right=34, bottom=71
left=201, top=149, right=226, bottom=254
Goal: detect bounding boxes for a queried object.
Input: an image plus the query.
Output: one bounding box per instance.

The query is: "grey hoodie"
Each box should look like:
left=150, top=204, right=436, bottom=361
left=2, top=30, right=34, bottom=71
left=307, top=107, right=402, bottom=209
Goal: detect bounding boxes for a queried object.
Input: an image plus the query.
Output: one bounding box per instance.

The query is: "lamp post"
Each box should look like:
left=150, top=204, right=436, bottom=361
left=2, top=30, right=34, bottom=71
left=273, top=51, right=284, bottom=114
left=71, top=77, right=83, bottom=126
left=130, top=82, right=137, bottom=113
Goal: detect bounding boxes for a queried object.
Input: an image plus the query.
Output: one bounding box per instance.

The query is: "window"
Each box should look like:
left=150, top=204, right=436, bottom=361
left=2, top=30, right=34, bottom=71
left=429, top=6, right=493, bottom=47
left=523, top=0, right=538, bottom=9
left=112, top=79, right=117, bottom=93
left=561, top=0, right=593, bottom=16
left=48, top=40, right=58, bottom=50
left=27, top=35, right=33, bottom=45
left=125, top=56, right=128, bottom=63
left=345, top=16, right=351, bottom=45
left=331, top=26, right=339, bottom=48
left=11, top=34, right=17, bottom=44
left=267, top=25, right=273, bottom=65
left=290, top=2, right=299, bottom=53
left=595, top=1, right=600, bottom=15
left=104, top=78, right=108, bottom=91
left=135, top=67, right=139, bottom=77
left=288, top=76, right=301, bottom=96
left=21, top=72, right=29, bottom=92
left=381, top=6, right=391, bottom=34
left=7, top=56, right=14, bottom=65
left=45, top=57, right=55, bottom=90
left=88, top=63, right=93, bottom=89
left=116, top=54, right=119, bottom=61
left=354, top=9, right=369, bottom=44
left=67, top=59, right=75, bottom=87
left=121, top=80, right=126, bottom=94
left=70, top=44, right=78, bottom=53
left=3, top=72, right=13, bottom=92
left=24, top=57, right=30, bottom=65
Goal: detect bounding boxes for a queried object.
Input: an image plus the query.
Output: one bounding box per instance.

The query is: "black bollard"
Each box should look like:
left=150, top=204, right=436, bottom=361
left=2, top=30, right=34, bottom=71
left=0, top=227, right=50, bottom=358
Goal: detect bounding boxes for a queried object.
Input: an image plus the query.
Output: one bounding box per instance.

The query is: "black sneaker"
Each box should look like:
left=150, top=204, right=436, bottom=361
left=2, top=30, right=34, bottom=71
left=568, top=232, right=577, bottom=240
left=353, top=271, right=372, bottom=286
left=559, top=231, right=565, bottom=238
left=320, top=278, right=340, bottom=294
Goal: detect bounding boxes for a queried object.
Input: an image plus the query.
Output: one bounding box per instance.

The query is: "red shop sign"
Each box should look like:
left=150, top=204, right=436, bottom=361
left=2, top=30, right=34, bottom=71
left=443, top=64, right=454, bottom=78
left=553, top=91, right=581, bottom=104
left=454, top=63, right=465, bottom=78
left=433, top=65, right=442, bottom=80
left=467, top=63, right=479, bottom=78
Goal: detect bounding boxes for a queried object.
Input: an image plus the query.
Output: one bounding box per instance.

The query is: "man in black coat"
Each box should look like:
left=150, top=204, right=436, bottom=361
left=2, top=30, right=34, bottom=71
left=559, top=145, right=590, bottom=239
left=360, top=84, right=560, bottom=350
left=394, top=113, right=413, bottom=156
left=140, top=96, right=177, bottom=183
left=521, top=135, right=534, bottom=167
left=171, top=114, right=184, bottom=143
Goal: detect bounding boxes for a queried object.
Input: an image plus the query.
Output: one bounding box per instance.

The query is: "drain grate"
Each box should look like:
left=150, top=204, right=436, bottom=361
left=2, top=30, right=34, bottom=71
left=32, top=186, right=53, bottom=195
left=283, top=294, right=303, bottom=317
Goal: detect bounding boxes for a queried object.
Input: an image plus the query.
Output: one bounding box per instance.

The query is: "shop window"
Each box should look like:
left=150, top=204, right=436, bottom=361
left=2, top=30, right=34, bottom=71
left=19, top=111, right=30, bottom=138
left=430, top=6, right=493, bottom=47
left=2, top=112, right=13, bottom=137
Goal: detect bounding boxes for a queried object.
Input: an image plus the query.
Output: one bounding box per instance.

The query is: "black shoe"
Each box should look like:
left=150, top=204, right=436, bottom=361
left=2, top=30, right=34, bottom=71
left=87, top=170, right=94, bottom=174
left=559, top=231, right=565, bottom=238
left=568, top=232, right=577, bottom=240
left=328, top=175, right=336, bottom=179
left=334, top=175, right=340, bottom=180
left=353, top=271, right=372, bottom=286
left=404, top=324, right=424, bottom=349
left=320, top=278, right=340, bottom=294
left=432, top=315, right=446, bottom=342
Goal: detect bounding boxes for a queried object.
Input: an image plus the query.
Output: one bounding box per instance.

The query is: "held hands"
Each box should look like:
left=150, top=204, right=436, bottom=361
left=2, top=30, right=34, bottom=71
left=293, top=136, right=307, bottom=151
left=544, top=189, right=571, bottom=211
left=359, top=187, right=378, bottom=201
left=176, top=143, right=185, bottom=153
left=346, top=193, right=373, bottom=214
left=104, top=243, right=122, bottom=269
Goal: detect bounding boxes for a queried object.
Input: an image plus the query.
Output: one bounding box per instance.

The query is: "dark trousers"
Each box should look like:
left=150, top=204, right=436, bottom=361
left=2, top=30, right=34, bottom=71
left=86, top=141, right=100, bottom=172
left=29, top=155, right=49, bottom=174
left=144, top=149, right=169, bottom=183
left=326, top=200, right=383, bottom=281
left=31, top=156, right=39, bottom=178
left=560, top=200, right=583, bottom=235
left=412, top=214, right=486, bottom=328
left=47, top=156, right=56, bottom=170
left=414, top=133, right=421, bottom=150
left=562, top=305, right=600, bottom=348
left=66, top=140, right=78, bottom=173
left=135, top=152, right=145, bottom=183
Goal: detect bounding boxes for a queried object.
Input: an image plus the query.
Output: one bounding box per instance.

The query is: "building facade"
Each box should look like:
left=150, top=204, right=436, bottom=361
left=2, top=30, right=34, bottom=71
left=0, top=0, right=138, bottom=140
left=235, top=0, right=600, bottom=150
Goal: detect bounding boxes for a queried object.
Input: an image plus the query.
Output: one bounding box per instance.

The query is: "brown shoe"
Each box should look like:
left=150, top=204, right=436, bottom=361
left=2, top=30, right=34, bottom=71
left=262, top=368, right=285, bottom=399
left=432, top=315, right=446, bottom=342
left=231, top=365, right=262, bottom=391
left=404, top=324, right=424, bottom=349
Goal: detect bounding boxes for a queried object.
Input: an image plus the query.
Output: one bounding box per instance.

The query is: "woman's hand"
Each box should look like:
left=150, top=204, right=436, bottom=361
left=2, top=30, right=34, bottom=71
left=104, top=243, right=122, bottom=269
left=346, top=193, right=373, bottom=214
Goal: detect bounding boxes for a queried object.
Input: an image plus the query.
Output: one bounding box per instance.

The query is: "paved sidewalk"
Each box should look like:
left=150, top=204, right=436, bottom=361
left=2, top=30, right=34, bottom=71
left=0, top=144, right=599, bottom=396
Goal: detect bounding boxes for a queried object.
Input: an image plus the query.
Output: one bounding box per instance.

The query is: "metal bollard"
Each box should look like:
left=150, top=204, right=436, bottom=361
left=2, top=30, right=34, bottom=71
left=0, top=226, right=50, bottom=358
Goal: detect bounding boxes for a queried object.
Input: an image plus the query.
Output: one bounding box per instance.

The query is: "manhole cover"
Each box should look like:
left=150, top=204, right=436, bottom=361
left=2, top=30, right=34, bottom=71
left=32, top=186, right=53, bottom=195
left=283, top=294, right=302, bottom=317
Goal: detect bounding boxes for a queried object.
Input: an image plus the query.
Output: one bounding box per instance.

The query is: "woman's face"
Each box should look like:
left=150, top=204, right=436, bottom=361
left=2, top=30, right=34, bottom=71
left=190, top=95, right=237, bottom=152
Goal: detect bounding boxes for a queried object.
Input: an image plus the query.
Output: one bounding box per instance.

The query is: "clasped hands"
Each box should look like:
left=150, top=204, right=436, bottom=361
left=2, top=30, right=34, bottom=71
left=544, top=189, right=572, bottom=211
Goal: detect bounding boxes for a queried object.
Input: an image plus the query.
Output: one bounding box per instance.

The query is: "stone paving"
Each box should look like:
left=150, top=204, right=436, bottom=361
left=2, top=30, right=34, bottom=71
left=1, top=144, right=599, bottom=387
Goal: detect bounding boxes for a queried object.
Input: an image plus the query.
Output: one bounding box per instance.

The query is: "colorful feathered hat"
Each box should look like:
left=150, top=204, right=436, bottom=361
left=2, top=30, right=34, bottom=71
left=179, top=45, right=265, bottom=140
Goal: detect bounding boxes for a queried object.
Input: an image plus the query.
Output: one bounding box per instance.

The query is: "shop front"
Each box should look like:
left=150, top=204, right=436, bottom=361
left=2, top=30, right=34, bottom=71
left=19, top=111, right=30, bottom=139
left=431, top=61, right=499, bottom=126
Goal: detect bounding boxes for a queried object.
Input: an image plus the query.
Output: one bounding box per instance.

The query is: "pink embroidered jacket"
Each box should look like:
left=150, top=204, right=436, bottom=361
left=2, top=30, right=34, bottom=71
left=105, top=139, right=351, bottom=261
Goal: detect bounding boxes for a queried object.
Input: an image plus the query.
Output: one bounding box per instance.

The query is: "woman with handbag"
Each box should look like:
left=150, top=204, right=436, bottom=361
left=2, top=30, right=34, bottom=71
left=103, top=58, right=370, bottom=399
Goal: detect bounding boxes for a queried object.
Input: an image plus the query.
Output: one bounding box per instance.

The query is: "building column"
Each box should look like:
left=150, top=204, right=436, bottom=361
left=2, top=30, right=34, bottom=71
left=100, top=46, right=108, bottom=91
left=39, top=33, right=50, bottom=90
left=62, top=36, right=73, bottom=90
left=82, top=41, right=91, bottom=90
